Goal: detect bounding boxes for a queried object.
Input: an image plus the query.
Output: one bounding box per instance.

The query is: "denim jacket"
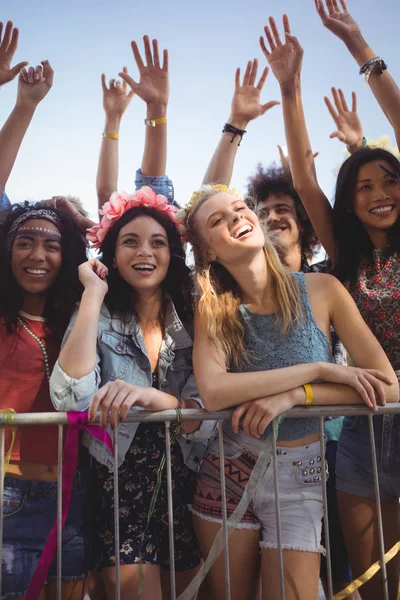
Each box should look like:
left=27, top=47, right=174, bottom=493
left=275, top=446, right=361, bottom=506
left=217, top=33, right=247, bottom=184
left=135, top=169, right=174, bottom=203
left=50, top=300, right=215, bottom=472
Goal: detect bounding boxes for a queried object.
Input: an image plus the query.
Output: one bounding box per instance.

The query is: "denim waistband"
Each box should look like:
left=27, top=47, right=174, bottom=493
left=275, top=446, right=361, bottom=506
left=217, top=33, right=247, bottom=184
left=4, top=469, right=88, bottom=499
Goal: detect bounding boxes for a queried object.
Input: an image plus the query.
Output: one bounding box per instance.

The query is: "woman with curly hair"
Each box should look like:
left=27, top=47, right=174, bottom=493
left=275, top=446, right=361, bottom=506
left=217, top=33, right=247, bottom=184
left=0, top=202, right=89, bottom=598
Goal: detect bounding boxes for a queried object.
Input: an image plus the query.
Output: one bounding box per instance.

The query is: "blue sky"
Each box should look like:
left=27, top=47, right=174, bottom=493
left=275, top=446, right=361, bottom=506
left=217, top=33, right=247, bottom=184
left=2, top=0, right=399, bottom=219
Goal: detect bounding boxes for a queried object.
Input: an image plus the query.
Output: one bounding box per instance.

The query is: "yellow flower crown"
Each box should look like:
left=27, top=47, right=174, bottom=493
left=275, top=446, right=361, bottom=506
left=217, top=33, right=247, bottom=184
left=176, top=184, right=242, bottom=224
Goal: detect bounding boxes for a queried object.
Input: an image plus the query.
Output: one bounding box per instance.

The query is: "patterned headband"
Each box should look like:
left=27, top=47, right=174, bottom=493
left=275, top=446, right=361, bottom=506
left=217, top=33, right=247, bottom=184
left=5, top=209, right=63, bottom=251
left=86, top=186, right=179, bottom=248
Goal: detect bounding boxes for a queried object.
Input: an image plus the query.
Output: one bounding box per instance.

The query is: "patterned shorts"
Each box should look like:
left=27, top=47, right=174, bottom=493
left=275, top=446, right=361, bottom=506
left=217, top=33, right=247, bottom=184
left=92, top=423, right=201, bottom=571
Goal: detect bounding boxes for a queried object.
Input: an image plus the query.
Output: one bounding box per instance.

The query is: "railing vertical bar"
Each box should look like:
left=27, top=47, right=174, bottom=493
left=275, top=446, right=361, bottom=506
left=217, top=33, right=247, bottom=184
left=218, top=422, right=231, bottom=600
left=0, top=428, right=5, bottom=595
left=320, top=417, right=333, bottom=599
left=113, top=423, right=121, bottom=600
left=165, top=422, right=176, bottom=600
left=368, top=414, right=389, bottom=600
left=272, top=425, right=285, bottom=600
left=57, top=425, right=63, bottom=600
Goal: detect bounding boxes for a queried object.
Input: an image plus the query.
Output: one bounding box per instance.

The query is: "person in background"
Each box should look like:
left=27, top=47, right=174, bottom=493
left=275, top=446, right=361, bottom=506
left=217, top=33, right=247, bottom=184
left=264, top=6, right=400, bottom=597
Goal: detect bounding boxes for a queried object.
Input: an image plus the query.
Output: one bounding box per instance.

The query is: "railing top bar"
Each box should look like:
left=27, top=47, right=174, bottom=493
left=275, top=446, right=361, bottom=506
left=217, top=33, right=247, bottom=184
left=0, top=404, right=399, bottom=425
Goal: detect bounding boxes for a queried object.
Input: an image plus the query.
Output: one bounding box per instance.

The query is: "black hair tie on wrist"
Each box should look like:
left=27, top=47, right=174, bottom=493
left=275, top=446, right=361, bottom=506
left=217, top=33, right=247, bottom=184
left=222, top=123, right=247, bottom=145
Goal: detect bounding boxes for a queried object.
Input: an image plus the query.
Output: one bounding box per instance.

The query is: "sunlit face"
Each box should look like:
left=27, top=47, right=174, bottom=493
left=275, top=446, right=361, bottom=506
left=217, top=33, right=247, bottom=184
left=113, top=215, right=171, bottom=293
left=258, top=194, right=301, bottom=250
left=11, top=219, right=63, bottom=296
left=194, top=192, right=265, bottom=265
left=353, top=160, right=400, bottom=234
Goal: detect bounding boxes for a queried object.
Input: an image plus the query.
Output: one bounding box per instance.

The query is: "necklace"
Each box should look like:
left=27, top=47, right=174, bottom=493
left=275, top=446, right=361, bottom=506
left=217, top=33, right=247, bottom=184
left=17, top=317, right=50, bottom=383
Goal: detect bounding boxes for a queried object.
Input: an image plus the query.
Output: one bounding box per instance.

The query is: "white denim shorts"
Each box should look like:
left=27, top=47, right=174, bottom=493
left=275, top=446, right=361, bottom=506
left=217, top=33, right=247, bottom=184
left=191, top=435, right=326, bottom=554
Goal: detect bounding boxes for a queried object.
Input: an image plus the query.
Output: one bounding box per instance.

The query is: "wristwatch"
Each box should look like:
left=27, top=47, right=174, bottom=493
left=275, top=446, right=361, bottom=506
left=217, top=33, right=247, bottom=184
left=144, top=117, right=167, bottom=127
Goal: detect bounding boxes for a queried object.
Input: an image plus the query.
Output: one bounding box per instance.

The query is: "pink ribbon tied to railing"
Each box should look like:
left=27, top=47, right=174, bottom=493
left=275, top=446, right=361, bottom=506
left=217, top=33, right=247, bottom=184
left=25, top=411, right=113, bottom=600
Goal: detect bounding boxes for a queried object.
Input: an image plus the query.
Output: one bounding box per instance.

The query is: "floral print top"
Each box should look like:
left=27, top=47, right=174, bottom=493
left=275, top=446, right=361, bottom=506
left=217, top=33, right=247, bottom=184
left=351, top=248, right=400, bottom=378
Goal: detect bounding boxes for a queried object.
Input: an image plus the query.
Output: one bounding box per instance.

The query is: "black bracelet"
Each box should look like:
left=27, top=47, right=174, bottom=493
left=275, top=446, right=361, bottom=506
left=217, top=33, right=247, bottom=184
left=222, top=122, right=247, bottom=146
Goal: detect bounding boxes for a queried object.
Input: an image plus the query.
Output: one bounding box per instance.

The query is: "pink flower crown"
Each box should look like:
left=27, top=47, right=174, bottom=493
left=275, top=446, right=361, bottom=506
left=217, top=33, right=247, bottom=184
left=86, top=186, right=179, bottom=248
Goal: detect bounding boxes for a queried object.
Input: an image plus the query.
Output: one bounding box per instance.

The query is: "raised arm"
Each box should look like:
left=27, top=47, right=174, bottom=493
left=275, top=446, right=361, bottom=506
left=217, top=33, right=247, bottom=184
left=96, top=68, right=134, bottom=211
left=0, top=61, right=53, bottom=194
left=120, top=36, right=169, bottom=177
left=260, top=15, right=337, bottom=261
left=315, top=0, right=400, bottom=150
left=203, top=60, right=279, bottom=186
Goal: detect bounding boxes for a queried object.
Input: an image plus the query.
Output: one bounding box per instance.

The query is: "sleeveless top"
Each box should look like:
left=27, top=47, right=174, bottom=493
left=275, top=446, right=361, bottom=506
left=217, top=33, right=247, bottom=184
left=351, top=248, right=400, bottom=376
left=228, top=271, right=333, bottom=442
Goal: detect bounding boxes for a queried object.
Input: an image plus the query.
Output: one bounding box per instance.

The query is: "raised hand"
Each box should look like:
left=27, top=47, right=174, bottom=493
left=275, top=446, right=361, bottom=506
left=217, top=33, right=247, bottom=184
left=17, top=61, right=54, bottom=108
left=229, top=59, right=279, bottom=129
left=314, top=0, right=361, bottom=44
left=78, top=259, right=108, bottom=296
left=260, top=15, right=303, bottom=87
left=0, top=21, right=28, bottom=87
left=119, top=36, right=169, bottom=109
left=324, top=88, right=364, bottom=151
left=101, top=67, right=134, bottom=118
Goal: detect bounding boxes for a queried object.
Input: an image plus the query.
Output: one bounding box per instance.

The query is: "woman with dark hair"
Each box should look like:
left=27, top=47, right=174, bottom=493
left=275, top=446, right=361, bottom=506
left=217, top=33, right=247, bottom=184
left=50, top=190, right=211, bottom=600
left=263, top=9, right=400, bottom=599
left=0, top=201, right=89, bottom=598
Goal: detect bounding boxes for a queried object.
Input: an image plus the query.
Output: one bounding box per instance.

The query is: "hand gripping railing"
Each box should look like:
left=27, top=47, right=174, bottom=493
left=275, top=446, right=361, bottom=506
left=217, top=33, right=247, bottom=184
left=0, top=404, right=399, bottom=600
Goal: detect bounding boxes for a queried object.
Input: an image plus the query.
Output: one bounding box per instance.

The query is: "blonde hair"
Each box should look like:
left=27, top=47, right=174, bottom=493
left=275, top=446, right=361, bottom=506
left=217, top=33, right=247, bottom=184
left=182, top=187, right=302, bottom=368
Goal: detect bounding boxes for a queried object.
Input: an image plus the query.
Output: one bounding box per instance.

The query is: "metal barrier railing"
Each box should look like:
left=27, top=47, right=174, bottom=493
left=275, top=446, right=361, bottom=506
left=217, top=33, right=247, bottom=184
left=1, top=404, right=400, bottom=600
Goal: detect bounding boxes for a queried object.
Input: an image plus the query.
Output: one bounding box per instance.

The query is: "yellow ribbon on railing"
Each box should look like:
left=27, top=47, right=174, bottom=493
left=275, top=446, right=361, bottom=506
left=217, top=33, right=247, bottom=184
left=0, top=409, right=16, bottom=476
left=333, top=541, right=400, bottom=599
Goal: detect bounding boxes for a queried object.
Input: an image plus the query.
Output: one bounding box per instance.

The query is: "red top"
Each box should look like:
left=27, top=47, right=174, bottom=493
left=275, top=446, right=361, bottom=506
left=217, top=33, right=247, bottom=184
left=0, top=312, right=60, bottom=464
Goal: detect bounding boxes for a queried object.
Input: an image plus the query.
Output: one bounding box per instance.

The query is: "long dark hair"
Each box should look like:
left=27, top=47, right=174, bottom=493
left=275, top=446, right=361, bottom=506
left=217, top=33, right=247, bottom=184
left=100, top=206, right=194, bottom=325
left=0, top=201, right=87, bottom=341
left=333, top=147, right=400, bottom=285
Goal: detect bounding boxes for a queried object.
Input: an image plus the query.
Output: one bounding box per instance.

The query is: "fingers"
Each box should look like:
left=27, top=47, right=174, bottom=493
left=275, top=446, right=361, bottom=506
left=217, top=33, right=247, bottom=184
left=88, top=382, right=111, bottom=424
left=162, top=48, right=168, bottom=72
left=329, top=131, right=345, bottom=141
left=331, top=0, right=342, bottom=12
left=235, top=67, right=241, bottom=89
left=143, top=34, right=153, bottom=66
left=8, top=26, right=19, bottom=55
left=338, top=88, right=349, bottom=112
left=152, top=38, right=160, bottom=67
left=231, top=402, right=250, bottom=433
left=351, top=91, right=357, bottom=113
left=0, top=21, right=12, bottom=51
left=92, top=259, right=108, bottom=280
left=9, top=61, right=28, bottom=80
left=119, top=71, right=138, bottom=93
left=363, top=369, right=394, bottom=385
left=42, top=60, right=54, bottom=87
left=242, top=61, right=252, bottom=86
left=260, top=35, right=270, bottom=59
left=339, top=0, right=348, bottom=10
left=131, top=40, right=145, bottom=71
left=109, top=78, right=116, bottom=89
left=315, top=0, right=328, bottom=22
left=260, top=100, right=280, bottom=115
left=326, top=0, right=335, bottom=14
left=364, top=372, right=386, bottom=407
left=324, top=96, right=339, bottom=125
left=262, top=25, right=275, bottom=53
left=19, top=67, right=28, bottom=82
left=282, top=14, right=291, bottom=36
left=269, top=17, right=283, bottom=47
left=257, top=66, right=269, bottom=91
left=249, top=59, right=258, bottom=86
left=101, top=73, right=108, bottom=92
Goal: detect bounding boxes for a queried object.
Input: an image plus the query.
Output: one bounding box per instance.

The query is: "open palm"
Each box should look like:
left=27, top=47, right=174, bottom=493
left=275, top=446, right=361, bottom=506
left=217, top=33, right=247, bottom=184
left=231, top=60, right=279, bottom=124
left=315, top=0, right=361, bottom=43
left=260, top=16, right=303, bottom=86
